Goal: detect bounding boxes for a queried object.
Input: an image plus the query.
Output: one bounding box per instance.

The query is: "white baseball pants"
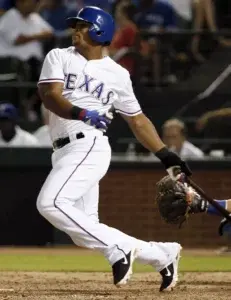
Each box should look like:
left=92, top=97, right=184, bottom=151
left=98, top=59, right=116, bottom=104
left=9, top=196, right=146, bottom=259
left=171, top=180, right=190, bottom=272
left=37, top=132, right=177, bottom=269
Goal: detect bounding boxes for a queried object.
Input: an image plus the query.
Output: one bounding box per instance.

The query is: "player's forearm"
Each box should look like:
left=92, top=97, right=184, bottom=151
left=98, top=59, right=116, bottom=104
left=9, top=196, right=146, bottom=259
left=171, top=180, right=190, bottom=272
left=127, top=114, right=165, bottom=153
left=39, top=86, right=80, bottom=120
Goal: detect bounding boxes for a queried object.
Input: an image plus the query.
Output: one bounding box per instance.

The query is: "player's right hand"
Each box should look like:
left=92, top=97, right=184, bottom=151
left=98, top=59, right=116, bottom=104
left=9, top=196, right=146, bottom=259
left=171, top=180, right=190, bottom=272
left=155, top=147, right=192, bottom=179
left=80, top=109, right=113, bottom=132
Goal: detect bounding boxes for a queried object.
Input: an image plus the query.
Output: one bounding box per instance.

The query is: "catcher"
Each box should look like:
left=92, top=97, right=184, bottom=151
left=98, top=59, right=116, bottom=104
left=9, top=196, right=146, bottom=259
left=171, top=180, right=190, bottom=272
left=155, top=175, right=231, bottom=242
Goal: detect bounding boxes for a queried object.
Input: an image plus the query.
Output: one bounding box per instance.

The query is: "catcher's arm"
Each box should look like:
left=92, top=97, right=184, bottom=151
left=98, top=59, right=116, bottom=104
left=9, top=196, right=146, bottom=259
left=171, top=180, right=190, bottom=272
left=186, top=177, right=231, bottom=221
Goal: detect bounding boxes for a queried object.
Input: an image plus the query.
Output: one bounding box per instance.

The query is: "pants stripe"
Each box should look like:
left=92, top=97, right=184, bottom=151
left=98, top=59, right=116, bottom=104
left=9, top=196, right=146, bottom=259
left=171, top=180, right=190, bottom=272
left=53, top=137, right=108, bottom=247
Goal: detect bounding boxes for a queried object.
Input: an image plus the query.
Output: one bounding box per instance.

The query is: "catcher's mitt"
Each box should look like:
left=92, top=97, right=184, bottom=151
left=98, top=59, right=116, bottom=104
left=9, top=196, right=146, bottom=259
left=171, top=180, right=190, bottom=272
left=155, top=175, right=202, bottom=226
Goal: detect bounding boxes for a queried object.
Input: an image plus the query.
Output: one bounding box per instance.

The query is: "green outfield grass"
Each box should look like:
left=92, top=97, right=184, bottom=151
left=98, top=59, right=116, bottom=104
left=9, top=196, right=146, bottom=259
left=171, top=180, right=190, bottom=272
left=0, top=251, right=230, bottom=272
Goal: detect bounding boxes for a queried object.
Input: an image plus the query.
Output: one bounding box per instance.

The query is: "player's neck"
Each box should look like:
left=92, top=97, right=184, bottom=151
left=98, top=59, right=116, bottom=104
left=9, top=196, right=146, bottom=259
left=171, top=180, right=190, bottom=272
left=76, top=47, right=104, bottom=61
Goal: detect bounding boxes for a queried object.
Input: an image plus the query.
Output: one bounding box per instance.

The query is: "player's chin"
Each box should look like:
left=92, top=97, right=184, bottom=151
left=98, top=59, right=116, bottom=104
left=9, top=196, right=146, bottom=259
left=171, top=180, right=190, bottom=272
left=72, top=37, right=80, bottom=46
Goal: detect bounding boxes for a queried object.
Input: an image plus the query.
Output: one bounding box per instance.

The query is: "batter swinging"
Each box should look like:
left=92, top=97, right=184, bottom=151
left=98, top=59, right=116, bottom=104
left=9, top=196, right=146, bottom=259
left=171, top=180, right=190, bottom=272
left=37, top=6, right=191, bottom=291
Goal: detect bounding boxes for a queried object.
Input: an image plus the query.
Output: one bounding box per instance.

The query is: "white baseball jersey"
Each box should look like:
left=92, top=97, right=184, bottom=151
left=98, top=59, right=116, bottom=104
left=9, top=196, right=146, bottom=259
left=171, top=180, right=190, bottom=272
left=38, top=46, right=142, bottom=142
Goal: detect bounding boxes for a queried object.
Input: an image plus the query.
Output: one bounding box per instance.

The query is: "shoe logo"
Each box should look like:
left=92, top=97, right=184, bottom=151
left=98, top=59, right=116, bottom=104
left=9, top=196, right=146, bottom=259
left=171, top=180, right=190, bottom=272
left=165, top=268, right=171, bottom=276
left=122, top=256, right=128, bottom=265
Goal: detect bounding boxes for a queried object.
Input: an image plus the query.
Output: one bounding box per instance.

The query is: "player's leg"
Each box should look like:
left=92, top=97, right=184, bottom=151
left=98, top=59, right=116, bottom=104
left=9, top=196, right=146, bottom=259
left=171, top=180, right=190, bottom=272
left=76, top=183, right=181, bottom=291
left=73, top=183, right=100, bottom=224
left=73, top=183, right=177, bottom=269
left=37, top=137, right=137, bottom=286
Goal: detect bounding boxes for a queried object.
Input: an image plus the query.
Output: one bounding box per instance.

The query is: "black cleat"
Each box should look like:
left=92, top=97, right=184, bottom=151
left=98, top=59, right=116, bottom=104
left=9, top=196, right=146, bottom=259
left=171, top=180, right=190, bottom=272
left=112, top=248, right=137, bottom=286
left=159, top=263, right=174, bottom=292
left=159, top=244, right=182, bottom=292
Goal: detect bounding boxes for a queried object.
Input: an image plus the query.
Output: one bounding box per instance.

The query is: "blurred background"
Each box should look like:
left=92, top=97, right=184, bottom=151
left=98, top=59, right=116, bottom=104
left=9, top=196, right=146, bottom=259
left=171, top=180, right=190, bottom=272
left=0, top=0, right=231, bottom=254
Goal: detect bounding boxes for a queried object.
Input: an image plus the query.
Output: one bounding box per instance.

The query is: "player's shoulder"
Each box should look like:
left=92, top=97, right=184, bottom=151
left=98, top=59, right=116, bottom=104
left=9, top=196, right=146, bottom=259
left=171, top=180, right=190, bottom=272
left=104, top=56, right=130, bottom=79
left=47, top=46, right=74, bottom=56
left=47, top=47, right=74, bottom=57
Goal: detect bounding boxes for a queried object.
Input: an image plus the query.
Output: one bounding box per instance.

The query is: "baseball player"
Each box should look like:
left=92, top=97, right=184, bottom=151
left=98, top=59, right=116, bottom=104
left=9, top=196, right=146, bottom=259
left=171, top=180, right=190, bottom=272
left=155, top=176, right=231, bottom=240
left=37, top=6, right=192, bottom=291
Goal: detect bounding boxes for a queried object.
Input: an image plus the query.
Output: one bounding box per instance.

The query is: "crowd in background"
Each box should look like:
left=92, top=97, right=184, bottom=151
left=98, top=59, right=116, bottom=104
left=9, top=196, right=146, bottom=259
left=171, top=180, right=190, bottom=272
left=0, top=0, right=231, bottom=157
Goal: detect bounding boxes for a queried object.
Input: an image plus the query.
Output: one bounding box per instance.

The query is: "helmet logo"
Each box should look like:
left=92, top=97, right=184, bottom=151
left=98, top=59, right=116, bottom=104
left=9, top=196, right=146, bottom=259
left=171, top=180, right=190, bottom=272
left=96, top=15, right=103, bottom=25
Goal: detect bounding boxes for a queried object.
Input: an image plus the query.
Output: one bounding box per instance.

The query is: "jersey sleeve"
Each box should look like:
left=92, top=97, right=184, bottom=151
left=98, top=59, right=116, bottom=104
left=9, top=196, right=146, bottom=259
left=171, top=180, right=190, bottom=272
left=38, top=49, right=65, bottom=85
left=113, top=73, right=142, bottom=116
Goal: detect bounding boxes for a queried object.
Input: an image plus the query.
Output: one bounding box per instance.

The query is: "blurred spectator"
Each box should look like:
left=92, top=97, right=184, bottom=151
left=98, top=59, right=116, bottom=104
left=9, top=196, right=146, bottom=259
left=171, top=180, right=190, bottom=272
left=0, top=0, right=54, bottom=120
left=111, top=0, right=137, bottom=17
left=0, top=102, right=38, bottom=147
left=167, top=0, right=193, bottom=26
left=83, top=0, right=115, bottom=12
left=197, top=108, right=231, bottom=132
left=134, top=0, right=178, bottom=87
left=166, top=0, right=231, bottom=62
left=135, top=0, right=177, bottom=31
left=0, top=0, right=53, bottom=62
left=191, top=0, right=231, bottom=61
left=0, top=0, right=14, bottom=16
left=201, top=0, right=231, bottom=47
left=33, top=104, right=51, bottom=147
left=109, top=2, right=137, bottom=77
left=196, top=108, right=231, bottom=155
left=64, top=0, right=117, bottom=13
left=196, top=108, right=231, bottom=132
left=162, top=118, right=204, bottom=159
left=38, top=0, right=75, bottom=39
left=63, top=0, right=82, bottom=11
left=166, top=0, right=205, bottom=62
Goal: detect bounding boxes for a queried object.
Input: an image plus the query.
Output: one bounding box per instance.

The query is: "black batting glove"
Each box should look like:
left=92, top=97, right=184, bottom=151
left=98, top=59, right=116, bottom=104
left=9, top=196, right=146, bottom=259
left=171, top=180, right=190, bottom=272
left=155, top=147, right=192, bottom=177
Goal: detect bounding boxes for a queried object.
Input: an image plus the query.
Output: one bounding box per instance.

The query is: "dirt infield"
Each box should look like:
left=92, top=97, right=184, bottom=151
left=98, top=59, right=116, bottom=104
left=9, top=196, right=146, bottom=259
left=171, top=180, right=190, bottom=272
left=0, top=272, right=230, bottom=300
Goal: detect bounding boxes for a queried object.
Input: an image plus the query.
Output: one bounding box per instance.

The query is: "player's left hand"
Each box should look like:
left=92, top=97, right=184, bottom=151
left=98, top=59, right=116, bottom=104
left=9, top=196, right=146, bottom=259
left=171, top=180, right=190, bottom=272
left=98, top=111, right=113, bottom=132
left=80, top=109, right=113, bottom=132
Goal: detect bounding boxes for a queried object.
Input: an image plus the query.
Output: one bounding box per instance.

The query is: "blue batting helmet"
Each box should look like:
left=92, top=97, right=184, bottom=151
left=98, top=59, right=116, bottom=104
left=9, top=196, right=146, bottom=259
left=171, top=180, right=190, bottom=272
left=66, top=6, right=115, bottom=46
left=0, top=102, right=18, bottom=120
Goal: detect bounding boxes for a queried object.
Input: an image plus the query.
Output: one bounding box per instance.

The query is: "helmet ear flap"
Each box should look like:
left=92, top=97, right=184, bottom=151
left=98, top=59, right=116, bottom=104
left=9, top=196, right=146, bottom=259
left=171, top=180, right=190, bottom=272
left=96, top=30, right=103, bottom=36
left=88, top=24, right=105, bottom=43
